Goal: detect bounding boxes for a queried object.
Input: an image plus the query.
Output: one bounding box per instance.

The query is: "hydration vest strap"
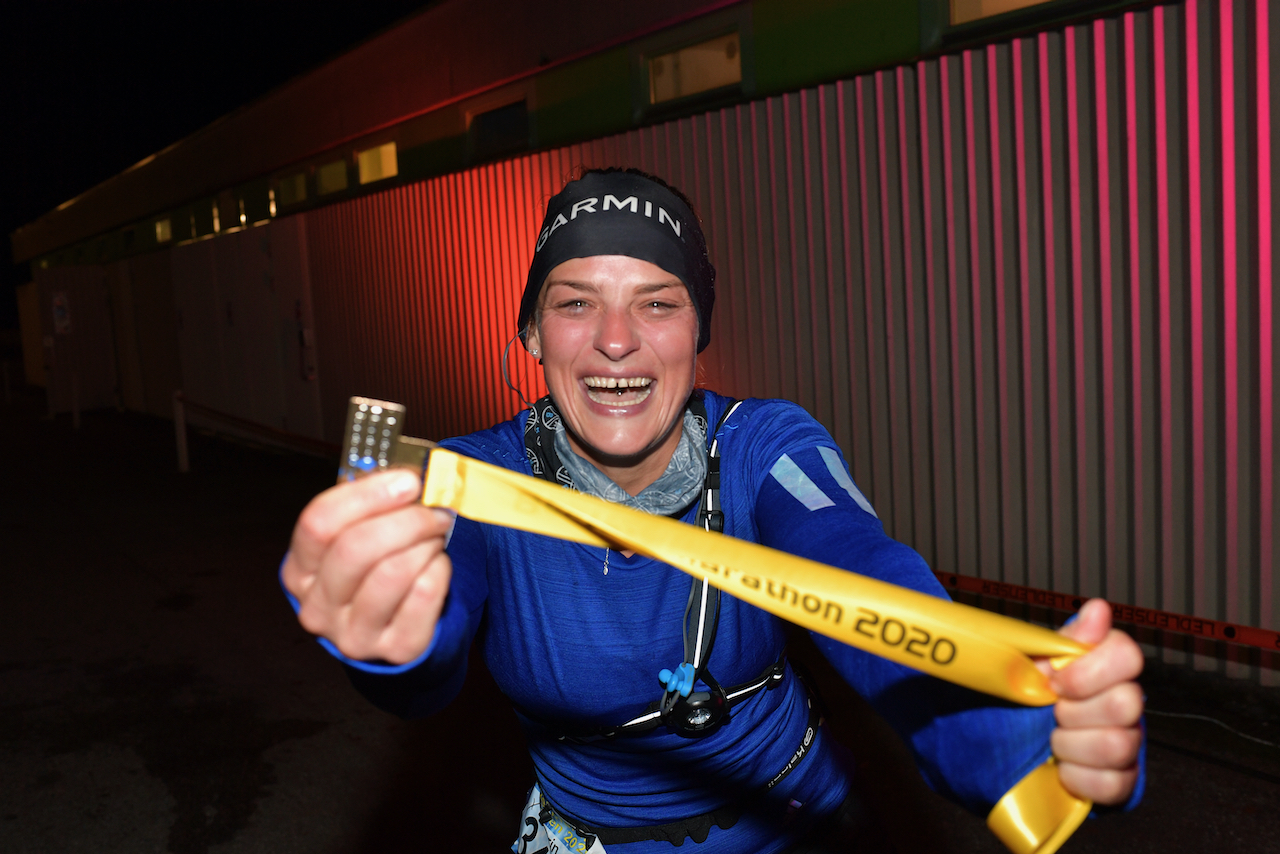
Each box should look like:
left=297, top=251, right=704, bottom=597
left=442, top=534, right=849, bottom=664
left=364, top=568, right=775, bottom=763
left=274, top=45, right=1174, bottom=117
left=539, top=696, right=822, bottom=848
left=656, top=399, right=744, bottom=734
left=555, top=653, right=786, bottom=742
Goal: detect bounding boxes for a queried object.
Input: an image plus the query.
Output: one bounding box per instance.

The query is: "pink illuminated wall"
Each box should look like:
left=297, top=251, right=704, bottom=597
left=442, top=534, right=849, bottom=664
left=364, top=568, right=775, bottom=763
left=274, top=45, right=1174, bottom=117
left=287, top=0, right=1275, bottom=678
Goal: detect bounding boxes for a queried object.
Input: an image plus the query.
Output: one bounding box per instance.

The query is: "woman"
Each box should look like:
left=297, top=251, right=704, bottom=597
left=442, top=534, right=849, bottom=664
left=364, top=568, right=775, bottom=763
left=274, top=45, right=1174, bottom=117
left=282, top=169, right=1144, bottom=852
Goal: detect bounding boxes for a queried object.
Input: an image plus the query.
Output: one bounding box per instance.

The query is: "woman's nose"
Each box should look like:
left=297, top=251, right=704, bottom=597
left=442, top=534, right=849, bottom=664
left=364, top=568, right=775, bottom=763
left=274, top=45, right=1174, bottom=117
left=594, top=307, right=640, bottom=359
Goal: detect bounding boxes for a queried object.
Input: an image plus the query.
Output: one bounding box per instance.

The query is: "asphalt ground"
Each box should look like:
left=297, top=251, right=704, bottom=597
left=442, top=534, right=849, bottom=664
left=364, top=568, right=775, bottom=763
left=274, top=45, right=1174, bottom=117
left=2, top=382, right=1278, bottom=854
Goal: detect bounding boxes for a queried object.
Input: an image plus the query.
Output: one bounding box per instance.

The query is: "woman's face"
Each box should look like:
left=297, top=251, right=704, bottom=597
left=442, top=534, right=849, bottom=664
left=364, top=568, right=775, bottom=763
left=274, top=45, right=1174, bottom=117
left=526, top=255, right=699, bottom=494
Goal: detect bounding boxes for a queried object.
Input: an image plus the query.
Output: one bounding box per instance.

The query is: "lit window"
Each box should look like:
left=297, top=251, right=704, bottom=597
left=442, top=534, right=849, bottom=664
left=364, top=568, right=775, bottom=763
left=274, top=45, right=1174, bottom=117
left=358, top=142, right=398, bottom=184
left=317, top=161, right=348, bottom=195
left=212, top=201, right=221, bottom=233
left=269, top=188, right=277, bottom=217
left=648, top=32, right=741, bottom=105
left=278, top=173, right=306, bottom=206
left=155, top=219, right=172, bottom=243
left=951, top=0, right=1054, bottom=24
left=239, top=199, right=247, bottom=226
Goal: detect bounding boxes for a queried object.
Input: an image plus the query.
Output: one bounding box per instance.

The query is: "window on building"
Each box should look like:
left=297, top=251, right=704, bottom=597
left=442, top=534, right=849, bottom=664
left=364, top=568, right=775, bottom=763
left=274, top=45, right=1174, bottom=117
left=469, top=100, right=529, bottom=162
left=155, top=219, right=172, bottom=243
left=950, top=0, right=1054, bottom=24
left=279, top=173, right=307, bottom=206
left=212, top=201, right=221, bottom=233
left=269, top=189, right=277, bottom=217
left=358, top=142, right=399, bottom=184
left=317, top=160, right=349, bottom=195
left=648, top=32, right=741, bottom=105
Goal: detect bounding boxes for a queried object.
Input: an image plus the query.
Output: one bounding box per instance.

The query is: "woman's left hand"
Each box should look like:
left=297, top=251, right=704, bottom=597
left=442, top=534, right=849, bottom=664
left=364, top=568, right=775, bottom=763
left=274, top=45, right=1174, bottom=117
left=1043, top=599, right=1145, bottom=805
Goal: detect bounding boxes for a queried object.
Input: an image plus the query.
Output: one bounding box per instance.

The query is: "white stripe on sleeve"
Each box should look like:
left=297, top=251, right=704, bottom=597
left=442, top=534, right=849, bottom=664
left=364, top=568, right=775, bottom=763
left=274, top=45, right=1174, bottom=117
left=769, top=454, right=835, bottom=511
left=819, top=446, right=878, bottom=518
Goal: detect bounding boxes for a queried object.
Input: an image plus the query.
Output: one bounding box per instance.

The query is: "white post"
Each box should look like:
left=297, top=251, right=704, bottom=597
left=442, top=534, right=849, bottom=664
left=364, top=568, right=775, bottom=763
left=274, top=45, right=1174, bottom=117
left=71, top=371, right=80, bottom=430
left=44, top=337, right=55, bottom=419
left=174, top=391, right=189, bottom=474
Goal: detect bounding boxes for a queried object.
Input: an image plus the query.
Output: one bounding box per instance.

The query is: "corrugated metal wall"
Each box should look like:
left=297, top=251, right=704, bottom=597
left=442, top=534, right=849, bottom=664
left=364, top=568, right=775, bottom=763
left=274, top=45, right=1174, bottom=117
left=305, top=165, right=553, bottom=443
left=123, top=250, right=183, bottom=421
left=170, top=226, right=325, bottom=439
left=103, top=260, right=147, bottom=414
left=290, top=0, right=1275, bottom=680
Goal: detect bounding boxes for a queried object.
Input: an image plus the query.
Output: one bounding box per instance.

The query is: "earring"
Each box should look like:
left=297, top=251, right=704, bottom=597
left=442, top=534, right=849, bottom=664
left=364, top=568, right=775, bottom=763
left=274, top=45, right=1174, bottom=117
left=530, top=349, right=539, bottom=357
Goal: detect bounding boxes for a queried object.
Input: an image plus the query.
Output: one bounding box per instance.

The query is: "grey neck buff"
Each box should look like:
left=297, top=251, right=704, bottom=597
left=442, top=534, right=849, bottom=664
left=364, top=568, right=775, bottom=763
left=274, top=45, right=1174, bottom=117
left=547, top=407, right=708, bottom=516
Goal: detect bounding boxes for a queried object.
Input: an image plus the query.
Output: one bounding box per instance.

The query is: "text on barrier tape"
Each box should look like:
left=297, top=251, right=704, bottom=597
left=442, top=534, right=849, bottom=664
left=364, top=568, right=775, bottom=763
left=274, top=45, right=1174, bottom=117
left=934, top=572, right=1280, bottom=652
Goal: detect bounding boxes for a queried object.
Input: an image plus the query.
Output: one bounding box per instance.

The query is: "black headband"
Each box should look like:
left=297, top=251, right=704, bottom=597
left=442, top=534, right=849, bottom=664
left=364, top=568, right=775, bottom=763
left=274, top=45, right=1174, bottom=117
left=517, top=170, right=716, bottom=352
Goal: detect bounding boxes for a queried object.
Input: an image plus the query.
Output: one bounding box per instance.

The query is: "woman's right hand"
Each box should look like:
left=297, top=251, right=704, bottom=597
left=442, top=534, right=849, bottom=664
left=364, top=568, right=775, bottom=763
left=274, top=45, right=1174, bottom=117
left=282, top=469, right=454, bottom=665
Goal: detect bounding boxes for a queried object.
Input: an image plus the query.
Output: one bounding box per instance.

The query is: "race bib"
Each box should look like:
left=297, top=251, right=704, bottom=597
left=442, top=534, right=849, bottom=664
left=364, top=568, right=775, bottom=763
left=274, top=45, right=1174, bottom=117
left=512, top=785, right=608, bottom=854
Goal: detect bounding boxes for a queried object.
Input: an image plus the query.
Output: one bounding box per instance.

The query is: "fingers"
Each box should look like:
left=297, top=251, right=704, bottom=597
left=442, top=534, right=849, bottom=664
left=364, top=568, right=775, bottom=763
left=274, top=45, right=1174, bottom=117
left=283, top=469, right=455, bottom=665
left=1047, top=598, right=1146, bottom=805
left=289, top=470, right=424, bottom=571
left=1035, top=600, right=1144, bottom=704
left=1053, top=682, right=1144, bottom=806
left=1052, top=723, right=1143, bottom=771
left=313, top=502, right=449, bottom=606
left=1050, top=629, right=1145, bottom=701
left=317, top=540, right=452, bottom=664
left=1056, top=759, right=1141, bottom=806
left=373, top=555, right=453, bottom=663
left=296, top=503, right=450, bottom=619
left=1058, top=598, right=1114, bottom=645
left=343, top=538, right=440, bottom=632
left=1054, top=681, right=1144, bottom=729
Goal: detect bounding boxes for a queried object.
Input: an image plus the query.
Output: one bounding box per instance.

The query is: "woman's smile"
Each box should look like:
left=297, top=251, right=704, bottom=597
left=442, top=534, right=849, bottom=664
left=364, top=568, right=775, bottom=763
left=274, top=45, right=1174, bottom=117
left=583, top=375, right=654, bottom=405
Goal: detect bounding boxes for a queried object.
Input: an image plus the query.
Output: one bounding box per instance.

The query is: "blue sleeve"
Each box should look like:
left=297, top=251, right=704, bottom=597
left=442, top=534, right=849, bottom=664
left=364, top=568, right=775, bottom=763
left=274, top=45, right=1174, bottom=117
left=749, top=440, right=1134, bottom=816
left=279, top=512, right=490, bottom=719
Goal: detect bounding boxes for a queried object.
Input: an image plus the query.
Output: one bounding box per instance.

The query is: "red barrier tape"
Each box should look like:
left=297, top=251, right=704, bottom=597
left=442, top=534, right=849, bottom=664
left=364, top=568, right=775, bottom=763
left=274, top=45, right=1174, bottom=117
left=933, top=572, right=1280, bottom=652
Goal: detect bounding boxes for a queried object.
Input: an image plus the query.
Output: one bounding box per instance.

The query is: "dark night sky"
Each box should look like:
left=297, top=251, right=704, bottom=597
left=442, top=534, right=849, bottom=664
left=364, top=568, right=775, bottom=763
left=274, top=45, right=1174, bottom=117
left=0, top=0, right=433, bottom=331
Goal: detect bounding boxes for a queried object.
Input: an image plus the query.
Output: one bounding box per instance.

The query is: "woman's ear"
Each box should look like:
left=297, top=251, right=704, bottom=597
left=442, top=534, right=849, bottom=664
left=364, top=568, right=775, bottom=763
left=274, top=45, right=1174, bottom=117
left=525, top=324, right=542, bottom=358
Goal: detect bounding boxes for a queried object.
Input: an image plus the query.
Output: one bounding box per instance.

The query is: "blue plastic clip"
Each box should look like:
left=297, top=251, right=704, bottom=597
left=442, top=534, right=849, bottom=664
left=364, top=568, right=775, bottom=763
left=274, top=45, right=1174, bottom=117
left=658, top=662, right=696, bottom=698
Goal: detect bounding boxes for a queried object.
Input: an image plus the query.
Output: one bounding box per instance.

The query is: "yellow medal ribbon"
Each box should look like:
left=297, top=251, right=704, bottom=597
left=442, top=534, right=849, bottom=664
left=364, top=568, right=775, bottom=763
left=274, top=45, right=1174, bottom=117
left=416, top=445, right=1092, bottom=854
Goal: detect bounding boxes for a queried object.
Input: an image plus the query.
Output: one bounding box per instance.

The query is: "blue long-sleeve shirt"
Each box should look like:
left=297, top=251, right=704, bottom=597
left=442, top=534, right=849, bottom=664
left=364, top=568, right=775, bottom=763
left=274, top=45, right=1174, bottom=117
left=296, top=391, right=1129, bottom=853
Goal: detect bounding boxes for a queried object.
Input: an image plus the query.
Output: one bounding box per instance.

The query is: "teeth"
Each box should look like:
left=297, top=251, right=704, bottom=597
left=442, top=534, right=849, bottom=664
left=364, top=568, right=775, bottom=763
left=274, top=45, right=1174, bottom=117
left=586, top=385, right=653, bottom=405
left=584, top=376, right=652, bottom=389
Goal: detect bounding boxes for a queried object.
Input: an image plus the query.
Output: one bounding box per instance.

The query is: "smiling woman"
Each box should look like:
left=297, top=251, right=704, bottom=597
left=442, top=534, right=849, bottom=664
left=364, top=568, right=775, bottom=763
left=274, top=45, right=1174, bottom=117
left=528, top=256, right=699, bottom=494
left=282, top=168, right=1146, bottom=854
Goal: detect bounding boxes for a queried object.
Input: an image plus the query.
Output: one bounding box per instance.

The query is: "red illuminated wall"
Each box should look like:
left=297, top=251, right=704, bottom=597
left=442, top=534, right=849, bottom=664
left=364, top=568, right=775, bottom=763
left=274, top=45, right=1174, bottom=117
left=278, top=0, right=1275, bottom=678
